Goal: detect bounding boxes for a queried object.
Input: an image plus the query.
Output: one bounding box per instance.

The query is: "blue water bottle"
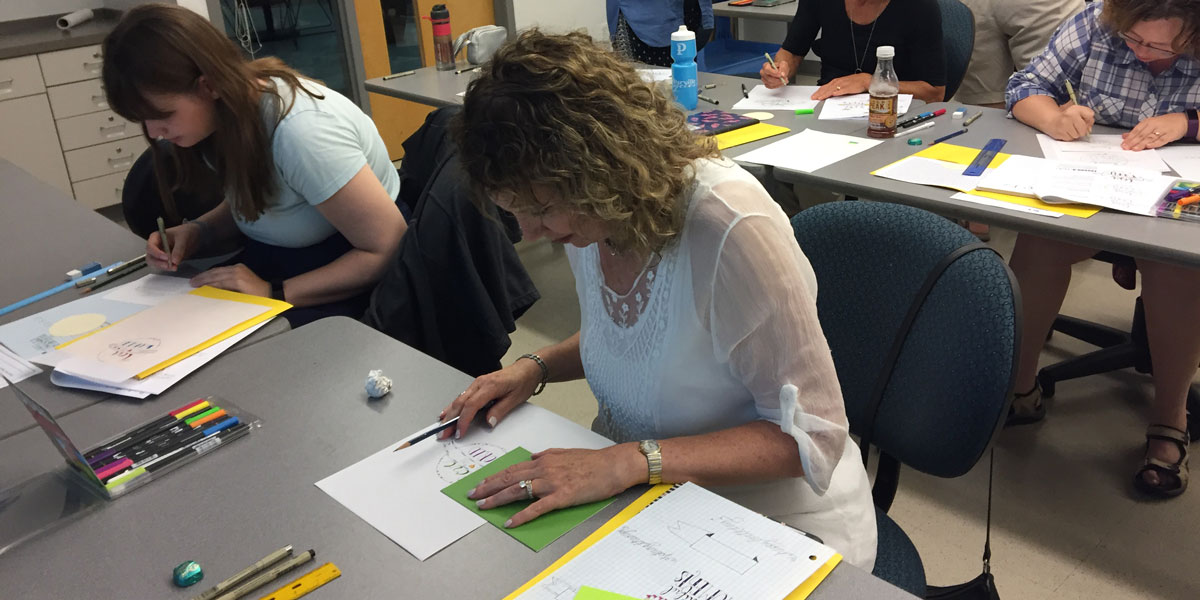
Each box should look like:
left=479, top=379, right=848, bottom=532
left=670, top=26, right=698, bottom=110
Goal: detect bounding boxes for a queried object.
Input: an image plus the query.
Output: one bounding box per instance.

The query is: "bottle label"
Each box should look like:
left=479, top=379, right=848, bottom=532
left=868, top=95, right=897, bottom=137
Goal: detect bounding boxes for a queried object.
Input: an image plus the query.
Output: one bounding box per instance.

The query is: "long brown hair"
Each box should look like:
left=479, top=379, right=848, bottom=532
left=102, top=3, right=323, bottom=221
left=453, top=30, right=719, bottom=255
left=1102, top=0, right=1200, bottom=56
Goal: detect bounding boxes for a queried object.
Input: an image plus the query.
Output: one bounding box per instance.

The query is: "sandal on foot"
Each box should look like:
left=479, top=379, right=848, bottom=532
left=1133, top=424, right=1189, bottom=499
left=1005, top=384, right=1045, bottom=427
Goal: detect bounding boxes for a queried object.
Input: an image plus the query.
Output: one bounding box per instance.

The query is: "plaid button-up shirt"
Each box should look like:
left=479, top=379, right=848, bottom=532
left=1006, top=2, right=1200, bottom=128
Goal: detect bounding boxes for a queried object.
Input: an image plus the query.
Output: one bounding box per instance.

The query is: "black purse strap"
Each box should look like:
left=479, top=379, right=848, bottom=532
left=858, top=242, right=998, bottom=462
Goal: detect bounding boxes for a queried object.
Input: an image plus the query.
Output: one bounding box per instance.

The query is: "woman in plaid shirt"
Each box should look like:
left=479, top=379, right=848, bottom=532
left=1005, top=0, right=1200, bottom=499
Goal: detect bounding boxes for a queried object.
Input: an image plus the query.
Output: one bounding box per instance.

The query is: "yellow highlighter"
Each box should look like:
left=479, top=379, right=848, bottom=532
left=257, top=563, right=341, bottom=600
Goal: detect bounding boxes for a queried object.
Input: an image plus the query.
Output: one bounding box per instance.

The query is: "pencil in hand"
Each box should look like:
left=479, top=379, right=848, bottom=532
left=156, top=216, right=173, bottom=270
left=764, top=52, right=787, bottom=86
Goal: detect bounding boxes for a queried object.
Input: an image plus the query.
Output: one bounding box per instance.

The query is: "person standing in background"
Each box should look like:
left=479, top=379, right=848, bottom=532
left=956, top=0, right=1085, bottom=107
left=608, top=0, right=714, bottom=67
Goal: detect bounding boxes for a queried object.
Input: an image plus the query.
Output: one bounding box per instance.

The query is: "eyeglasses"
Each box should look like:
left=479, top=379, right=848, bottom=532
left=1118, top=31, right=1178, bottom=59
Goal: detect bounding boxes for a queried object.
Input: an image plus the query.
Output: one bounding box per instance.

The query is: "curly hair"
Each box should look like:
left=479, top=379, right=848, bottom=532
left=453, top=29, right=719, bottom=255
left=1102, top=0, right=1200, bottom=56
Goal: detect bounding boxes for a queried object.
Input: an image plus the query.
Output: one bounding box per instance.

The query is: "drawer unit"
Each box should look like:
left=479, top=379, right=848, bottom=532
left=57, top=110, right=141, bottom=151
left=64, top=136, right=147, bottom=182
left=71, top=171, right=128, bottom=209
left=47, top=79, right=109, bottom=118
left=0, top=55, right=46, bottom=102
left=0, top=93, right=71, bottom=194
left=37, top=44, right=104, bottom=87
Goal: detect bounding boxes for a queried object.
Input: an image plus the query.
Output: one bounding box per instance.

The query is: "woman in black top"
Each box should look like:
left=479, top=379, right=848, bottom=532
left=760, top=0, right=947, bottom=103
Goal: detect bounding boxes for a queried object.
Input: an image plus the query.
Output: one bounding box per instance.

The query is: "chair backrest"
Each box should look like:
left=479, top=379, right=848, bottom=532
left=938, top=0, right=975, bottom=101
left=791, top=201, right=1017, bottom=479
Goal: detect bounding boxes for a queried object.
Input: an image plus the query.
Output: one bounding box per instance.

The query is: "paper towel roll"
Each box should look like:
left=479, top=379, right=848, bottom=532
left=57, top=9, right=95, bottom=31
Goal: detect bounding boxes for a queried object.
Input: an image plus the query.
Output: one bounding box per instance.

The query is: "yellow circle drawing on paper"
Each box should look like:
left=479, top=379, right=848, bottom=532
left=48, top=313, right=107, bottom=337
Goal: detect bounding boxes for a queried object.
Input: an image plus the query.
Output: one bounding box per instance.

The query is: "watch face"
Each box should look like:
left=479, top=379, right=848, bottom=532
left=640, top=439, right=660, bottom=454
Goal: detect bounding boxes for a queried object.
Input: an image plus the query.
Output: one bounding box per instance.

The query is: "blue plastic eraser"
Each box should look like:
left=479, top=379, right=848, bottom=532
left=79, top=261, right=103, bottom=276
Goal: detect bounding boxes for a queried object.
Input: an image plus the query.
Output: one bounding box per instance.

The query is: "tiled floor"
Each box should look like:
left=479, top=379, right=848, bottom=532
left=503, top=226, right=1200, bottom=600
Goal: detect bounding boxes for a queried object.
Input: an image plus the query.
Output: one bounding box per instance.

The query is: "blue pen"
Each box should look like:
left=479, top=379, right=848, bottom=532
left=202, top=416, right=241, bottom=436
left=0, top=260, right=124, bottom=317
left=931, top=128, right=968, bottom=146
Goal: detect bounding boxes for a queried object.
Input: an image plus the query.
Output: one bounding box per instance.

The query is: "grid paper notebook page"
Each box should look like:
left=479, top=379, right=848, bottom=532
left=512, top=482, right=838, bottom=600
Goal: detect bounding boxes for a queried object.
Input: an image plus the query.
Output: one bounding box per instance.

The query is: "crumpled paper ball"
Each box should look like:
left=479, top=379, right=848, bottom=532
left=366, top=369, right=393, bottom=398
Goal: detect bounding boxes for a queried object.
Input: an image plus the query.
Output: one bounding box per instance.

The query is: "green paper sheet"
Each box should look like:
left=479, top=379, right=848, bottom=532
left=441, top=447, right=614, bottom=551
left=574, top=586, right=640, bottom=600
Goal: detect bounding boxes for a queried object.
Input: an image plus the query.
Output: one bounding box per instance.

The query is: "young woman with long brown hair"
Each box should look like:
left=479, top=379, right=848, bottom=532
left=102, top=4, right=405, bottom=326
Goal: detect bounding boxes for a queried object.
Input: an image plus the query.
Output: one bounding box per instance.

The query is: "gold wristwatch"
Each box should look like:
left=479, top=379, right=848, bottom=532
left=638, top=439, right=663, bottom=485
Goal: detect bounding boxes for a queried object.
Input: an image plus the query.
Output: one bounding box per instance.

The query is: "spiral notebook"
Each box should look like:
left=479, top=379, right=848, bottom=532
left=505, top=482, right=840, bottom=600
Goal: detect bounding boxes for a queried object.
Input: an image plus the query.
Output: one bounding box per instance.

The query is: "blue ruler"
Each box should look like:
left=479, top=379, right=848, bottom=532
left=963, top=138, right=1008, bottom=176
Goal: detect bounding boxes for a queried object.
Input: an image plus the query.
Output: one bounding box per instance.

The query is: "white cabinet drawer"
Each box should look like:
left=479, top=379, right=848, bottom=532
left=64, top=136, right=147, bottom=182
left=0, top=94, right=71, bottom=194
left=57, top=110, right=140, bottom=151
left=47, top=79, right=109, bottom=118
left=38, top=44, right=104, bottom=86
left=0, top=55, right=45, bottom=101
left=72, top=171, right=128, bottom=209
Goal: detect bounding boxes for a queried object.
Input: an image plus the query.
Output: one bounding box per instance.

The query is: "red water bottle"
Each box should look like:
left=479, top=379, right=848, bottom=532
left=429, top=4, right=454, bottom=71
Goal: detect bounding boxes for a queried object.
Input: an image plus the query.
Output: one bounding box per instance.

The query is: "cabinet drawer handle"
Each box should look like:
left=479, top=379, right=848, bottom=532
left=90, top=94, right=109, bottom=108
left=107, top=156, right=133, bottom=170
left=0, top=78, right=12, bottom=94
left=99, top=123, right=127, bottom=138
left=83, top=60, right=103, bottom=73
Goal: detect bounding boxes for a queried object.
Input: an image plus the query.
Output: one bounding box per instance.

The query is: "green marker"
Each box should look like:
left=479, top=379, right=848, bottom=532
left=795, top=108, right=814, bottom=115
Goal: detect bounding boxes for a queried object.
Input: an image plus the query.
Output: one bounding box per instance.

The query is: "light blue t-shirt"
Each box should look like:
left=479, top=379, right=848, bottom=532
left=233, top=78, right=400, bottom=248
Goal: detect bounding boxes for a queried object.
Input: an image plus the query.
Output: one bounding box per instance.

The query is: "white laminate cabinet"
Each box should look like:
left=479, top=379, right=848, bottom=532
left=47, top=79, right=109, bottom=119
left=37, top=44, right=105, bottom=87
left=0, top=93, right=72, bottom=194
left=71, top=171, right=128, bottom=210
left=64, top=136, right=147, bottom=183
left=0, top=55, right=46, bottom=102
left=56, top=109, right=139, bottom=151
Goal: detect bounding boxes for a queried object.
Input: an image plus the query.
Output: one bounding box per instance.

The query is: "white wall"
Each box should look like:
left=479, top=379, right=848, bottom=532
left=510, top=0, right=609, bottom=42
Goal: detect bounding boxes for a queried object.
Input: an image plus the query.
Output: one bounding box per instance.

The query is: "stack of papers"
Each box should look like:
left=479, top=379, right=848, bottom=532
left=1158, top=145, right=1200, bottom=180
left=1036, top=134, right=1170, bottom=173
left=734, top=128, right=882, bottom=173
left=732, top=85, right=821, bottom=111
left=977, top=154, right=1176, bottom=216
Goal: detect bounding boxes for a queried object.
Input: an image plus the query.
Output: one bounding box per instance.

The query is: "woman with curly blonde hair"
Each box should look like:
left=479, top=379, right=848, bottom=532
left=438, top=30, right=877, bottom=568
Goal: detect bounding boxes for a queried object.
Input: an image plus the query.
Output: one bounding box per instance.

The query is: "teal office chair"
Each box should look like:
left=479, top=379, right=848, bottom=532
left=938, top=0, right=975, bottom=101
left=792, top=201, right=1018, bottom=596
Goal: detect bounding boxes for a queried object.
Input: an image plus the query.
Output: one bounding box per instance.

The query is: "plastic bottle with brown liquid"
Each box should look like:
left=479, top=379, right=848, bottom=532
left=867, top=45, right=899, bottom=139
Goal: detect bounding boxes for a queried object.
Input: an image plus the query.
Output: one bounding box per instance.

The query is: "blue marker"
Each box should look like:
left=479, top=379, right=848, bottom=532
left=0, top=260, right=124, bottom=317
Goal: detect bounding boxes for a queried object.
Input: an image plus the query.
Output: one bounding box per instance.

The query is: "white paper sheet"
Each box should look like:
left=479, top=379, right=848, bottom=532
left=734, top=128, right=882, bottom=173
left=950, top=192, right=1064, bottom=217
left=513, top=482, right=837, bottom=600
left=0, top=344, right=42, bottom=388
left=55, top=293, right=270, bottom=385
left=731, top=85, right=821, bottom=111
left=0, top=295, right=149, bottom=360
left=872, top=155, right=982, bottom=192
left=1158, top=144, right=1200, bottom=180
left=315, top=404, right=612, bottom=561
left=977, top=154, right=1174, bottom=216
left=818, top=93, right=913, bottom=120
left=1036, top=133, right=1170, bottom=173
left=637, top=68, right=672, bottom=83
left=46, top=320, right=270, bottom=398
left=101, top=274, right=194, bottom=305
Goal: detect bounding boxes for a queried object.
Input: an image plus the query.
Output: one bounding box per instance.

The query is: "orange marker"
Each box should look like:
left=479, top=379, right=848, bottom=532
left=1177, top=194, right=1200, bottom=206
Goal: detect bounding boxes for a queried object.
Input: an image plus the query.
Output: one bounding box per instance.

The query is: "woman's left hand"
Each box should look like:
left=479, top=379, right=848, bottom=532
left=189, top=264, right=271, bottom=297
left=811, top=73, right=871, bottom=100
left=468, top=445, right=642, bottom=528
left=1122, top=113, right=1188, bottom=151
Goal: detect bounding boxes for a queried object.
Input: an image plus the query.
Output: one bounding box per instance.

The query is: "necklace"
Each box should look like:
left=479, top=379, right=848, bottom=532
left=848, top=9, right=881, bottom=74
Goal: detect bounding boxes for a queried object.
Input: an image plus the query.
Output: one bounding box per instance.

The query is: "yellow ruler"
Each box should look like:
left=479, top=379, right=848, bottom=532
left=257, top=562, right=341, bottom=600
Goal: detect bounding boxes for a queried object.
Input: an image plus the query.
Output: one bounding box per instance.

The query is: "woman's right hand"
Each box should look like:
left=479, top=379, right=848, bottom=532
left=759, top=59, right=790, bottom=89
left=438, top=358, right=543, bottom=440
left=1048, top=104, right=1095, bottom=141
left=146, top=222, right=200, bottom=271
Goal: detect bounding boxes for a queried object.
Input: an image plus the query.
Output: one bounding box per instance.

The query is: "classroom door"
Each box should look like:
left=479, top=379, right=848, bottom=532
left=353, top=0, right=495, bottom=159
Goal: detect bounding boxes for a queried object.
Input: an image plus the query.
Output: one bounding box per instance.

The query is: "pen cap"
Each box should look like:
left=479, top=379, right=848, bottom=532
left=876, top=45, right=895, bottom=59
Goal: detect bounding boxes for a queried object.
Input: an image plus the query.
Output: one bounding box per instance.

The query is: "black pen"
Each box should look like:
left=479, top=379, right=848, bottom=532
left=931, top=128, right=968, bottom=145
left=83, top=262, right=148, bottom=295
left=455, top=66, right=480, bottom=75
left=393, top=399, right=499, bottom=451
left=741, top=83, right=749, bottom=99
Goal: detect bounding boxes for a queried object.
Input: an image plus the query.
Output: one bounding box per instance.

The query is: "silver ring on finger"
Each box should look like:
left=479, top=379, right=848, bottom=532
left=1154, top=130, right=1163, bottom=136
left=519, top=479, right=535, bottom=500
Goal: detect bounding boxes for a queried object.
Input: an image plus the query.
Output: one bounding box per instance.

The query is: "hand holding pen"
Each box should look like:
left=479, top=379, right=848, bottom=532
left=147, top=221, right=199, bottom=271
left=1053, top=80, right=1094, bottom=141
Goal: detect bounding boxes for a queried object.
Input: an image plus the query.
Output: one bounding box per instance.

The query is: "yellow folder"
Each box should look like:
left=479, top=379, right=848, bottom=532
left=878, top=143, right=1102, bottom=219
left=504, top=484, right=841, bottom=600
left=716, top=123, right=792, bottom=150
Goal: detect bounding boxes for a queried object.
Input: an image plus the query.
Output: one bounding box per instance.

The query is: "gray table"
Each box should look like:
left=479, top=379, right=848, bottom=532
left=713, top=0, right=799, bottom=22
left=0, top=317, right=914, bottom=599
left=0, top=160, right=288, bottom=440
left=760, top=102, right=1200, bottom=268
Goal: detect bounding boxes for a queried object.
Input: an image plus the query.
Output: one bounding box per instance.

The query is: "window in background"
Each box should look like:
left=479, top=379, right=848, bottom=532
left=221, top=0, right=355, bottom=98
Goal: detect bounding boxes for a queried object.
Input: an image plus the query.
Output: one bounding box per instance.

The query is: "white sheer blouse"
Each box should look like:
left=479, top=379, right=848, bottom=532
left=566, top=157, right=876, bottom=569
